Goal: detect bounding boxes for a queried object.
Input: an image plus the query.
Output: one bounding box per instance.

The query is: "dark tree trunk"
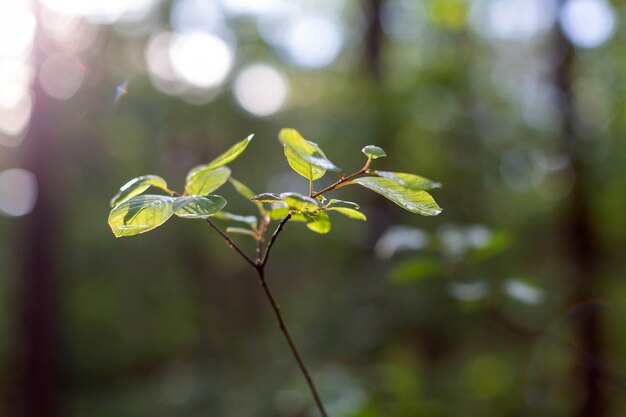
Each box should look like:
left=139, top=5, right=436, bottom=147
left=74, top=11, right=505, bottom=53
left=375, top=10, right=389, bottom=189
left=363, top=0, right=384, bottom=81
left=553, top=2, right=605, bottom=416
left=18, top=82, right=62, bottom=416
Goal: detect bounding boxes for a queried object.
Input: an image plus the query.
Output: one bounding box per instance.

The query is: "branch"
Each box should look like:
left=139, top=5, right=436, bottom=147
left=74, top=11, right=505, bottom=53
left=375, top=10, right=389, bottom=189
left=204, top=218, right=257, bottom=269
left=310, top=168, right=371, bottom=198
left=256, top=268, right=329, bottom=417
left=260, top=213, right=291, bottom=267
left=256, top=213, right=269, bottom=260
left=259, top=166, right=372, bottom=267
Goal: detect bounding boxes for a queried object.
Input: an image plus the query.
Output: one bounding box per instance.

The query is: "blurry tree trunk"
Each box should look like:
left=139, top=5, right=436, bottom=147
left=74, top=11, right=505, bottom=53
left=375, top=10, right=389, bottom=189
left=364, top=0, right=384, bottom=81
left=362, top=0, right=394, bottom=242
left=18, top=84, right=62, bottom=417
left=553, top=2, right=605, bottom=416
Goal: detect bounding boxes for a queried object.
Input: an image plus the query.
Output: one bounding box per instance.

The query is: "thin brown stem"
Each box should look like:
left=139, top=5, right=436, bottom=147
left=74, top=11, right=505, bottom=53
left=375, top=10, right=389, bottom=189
left=205, top=164, right=376, bottom=417
left=207, top=212, right=327, bottom=415
left=255, top=267, right=328, bottom=417
left=260, top=213, right=292, bottom=267
left=363, top=157, right=372, bottom=171
left=310, top=167, right=371, bottom=198
left=204, top=218, right=257, bottom=268
left=255, top=213, right=269, bottom=259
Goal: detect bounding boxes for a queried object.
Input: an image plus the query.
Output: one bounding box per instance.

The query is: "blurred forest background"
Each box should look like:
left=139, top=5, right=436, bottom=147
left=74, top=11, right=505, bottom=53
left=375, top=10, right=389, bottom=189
left=2, top=0, right=626, bottom=416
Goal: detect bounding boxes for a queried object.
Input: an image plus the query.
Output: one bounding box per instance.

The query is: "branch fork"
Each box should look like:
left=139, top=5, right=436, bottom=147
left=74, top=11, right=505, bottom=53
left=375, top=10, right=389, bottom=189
left=204, top=163, right=372, bottom=417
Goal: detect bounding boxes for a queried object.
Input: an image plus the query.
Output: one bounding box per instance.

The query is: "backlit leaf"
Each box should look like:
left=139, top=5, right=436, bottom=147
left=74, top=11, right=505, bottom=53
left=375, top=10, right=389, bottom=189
left=269, top=207, right=290, bottom=220
left=327, top=199, right=360, bottom=209
left=229, top=178, right=254, bottom=200
left=212, top=211, right=258, bottom=227
left=306, top=211, right=331, bottom=234
left=284, top=143, right=327, bottom=181
left=110, top=175, right=170, bottom=208
left=354, top=177, right=442, bottom=216
left=269, top=207, right=309, bottom=222
left=376, top=171, right=441, bottom=190
left=279, top=128, right=340, bottom=180
left=174, top=195, right=227, bottom=218
left=362, top=145, right=386, bottom=159
left=251, top=193, right=283, bottom=202
left=230, top=177, right=264, bottom=212
left=280, top=192, right=320, bottom=213
left=108, top=195, right=175, bottom=237
left=226, top=227, right=257, bottom=238
left=327, top=207, right=367, bottom=221
left=185, top=166, right=231, bottom=195
left=204, top=134, right=254, bottom=171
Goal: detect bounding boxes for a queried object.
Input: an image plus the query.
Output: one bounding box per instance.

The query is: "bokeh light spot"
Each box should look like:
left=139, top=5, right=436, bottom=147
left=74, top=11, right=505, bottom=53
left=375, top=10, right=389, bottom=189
left=41, top=0, right=158, bottom=24
left=169, top=32, right=233, bottom=89
left=145, top=32, right=182, bottom=89
left=559, top=0, right=616, bottom=48
left=375, top=226, right=429, bottom=259
left=0, top=168, right=38, bottom=217
left=448, top=281, right=490, bottom=302
left=234, top=64, right=288, bottom=117
left=0, top=93, right=32, bottom=138
left=170, top=0, right=225, bottom=33
left=282, top=14, right=343, bottom=69
left=39, top=54, right=86, bottom=100
left=0, top=60, right=33, bottom=108
left=471, top=0, right=556, bottom=41
left=218, top=0, right=284, bottom=16
left=504, top=279, right=546, bottom=304
left=0, top=1, right=36, bottom=59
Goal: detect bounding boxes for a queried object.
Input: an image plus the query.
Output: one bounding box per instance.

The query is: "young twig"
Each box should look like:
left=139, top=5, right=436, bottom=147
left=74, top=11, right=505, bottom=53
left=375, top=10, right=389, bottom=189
left=260, top=213, right=292, bottom=267
left=310, top=166, right=372, bottom=198
left=255, top=213, right=269, bottom=259
left=256, top=267, right=328, bottom=417
left=205, top=213, right=328, bottom=416
left=203, top=163, right=372, bottom=417
left=204, top=218, right=257, bottom=268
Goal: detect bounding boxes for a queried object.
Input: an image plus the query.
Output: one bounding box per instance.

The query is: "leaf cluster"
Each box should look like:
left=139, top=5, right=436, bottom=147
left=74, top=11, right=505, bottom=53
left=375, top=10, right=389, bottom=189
left=108, top=128, right=442, bottom=239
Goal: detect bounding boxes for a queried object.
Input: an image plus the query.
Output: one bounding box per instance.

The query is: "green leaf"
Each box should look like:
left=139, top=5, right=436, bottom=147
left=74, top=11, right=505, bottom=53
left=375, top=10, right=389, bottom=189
left=230, top=177, right=264, bottom=212
left=226, top=227, right=257, bottom=238
left=185, top=166, right=231, bottom=195
left=279, top=128, right=339, bottom=171
left=212, top=211, right=258, bottom=227
left=229, top=178, right=254, bottom=200
left=108, top=195, right=175, bottom=237
left=269, top=207, right=290, bottom=220
left=269, top=207, right=309, bottom=222
left=283, top=143, right=327, bottom=181
left=362, top=145, right=386, bottom=159
left=110, top=175, right=170, bottom=208
left=327, top=207, right=367, bottom=221
left=251, top=193, right=283, bottom=203
left=327, top=199, right=360, bottom=209
left=279, top=128, right=340, bottom=180
left=306, top=211, right=331, bottom=234
left=174, top=195, right=227, bottom=218
left=375, top=171, right=441, bottom=190
left=280, top=192, right=320, bottom=213
left=205, top=134, right=254, bottom=171
left=354, top=177, right=442, bottom=216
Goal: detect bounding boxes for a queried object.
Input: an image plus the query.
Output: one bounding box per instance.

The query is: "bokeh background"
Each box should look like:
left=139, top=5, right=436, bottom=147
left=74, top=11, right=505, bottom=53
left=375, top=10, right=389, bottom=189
left=2, top=0, right=626, bottom=416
